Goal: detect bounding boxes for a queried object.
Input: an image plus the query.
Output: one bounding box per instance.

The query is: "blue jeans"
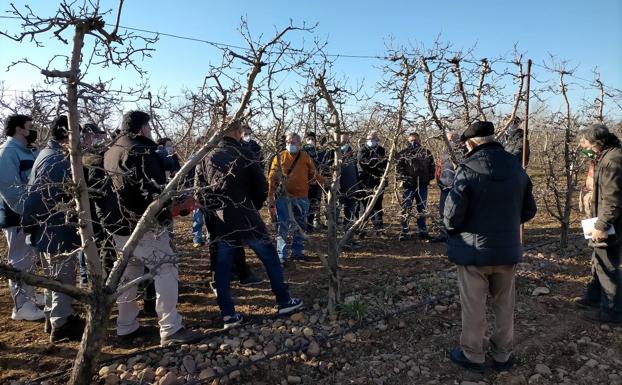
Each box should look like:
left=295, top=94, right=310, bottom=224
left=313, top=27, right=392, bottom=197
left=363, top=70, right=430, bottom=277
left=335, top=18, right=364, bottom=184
left=192, top=208, right=204, bottom=244
left=276, top=197, right=309, bottom=261
left=215, top=239, right=290, bottom=317
left=401, top=185, right=428, bottom=234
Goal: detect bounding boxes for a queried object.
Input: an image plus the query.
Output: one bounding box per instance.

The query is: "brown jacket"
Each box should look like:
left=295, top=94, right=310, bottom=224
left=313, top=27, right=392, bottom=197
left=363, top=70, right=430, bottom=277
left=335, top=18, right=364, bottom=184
left=268, top=150, right=324, bottom=198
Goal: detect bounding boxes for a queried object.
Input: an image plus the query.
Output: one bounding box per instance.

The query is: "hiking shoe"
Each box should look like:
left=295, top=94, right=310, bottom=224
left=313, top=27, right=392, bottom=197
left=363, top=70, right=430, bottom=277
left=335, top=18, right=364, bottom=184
left=278, top=298, right=304, bottom=315
left=50, top=315, right=84, bottom=343
left=223, top=313, right=244, bottom=330
left=11, top=302, right=45, bottom=321
left=239, top=272, right=264, bottom=286
left=429, top=235, right=447, bottom=244
left=160, top=327, right=204, bottom=347
left=418, top=232, right=432, bottom=241
left=398, top=233, right=409, bottom=241
left=573, top=296, right=599, bottom=310
left=118, top=325, right=154, bottom=343
left=449, top=347, right=484, bottom=371
left=583, top=310, right=622, bottom=324
left=493, top=356, right=515, bottom=372
left=292, top=254, right=309, bottom=262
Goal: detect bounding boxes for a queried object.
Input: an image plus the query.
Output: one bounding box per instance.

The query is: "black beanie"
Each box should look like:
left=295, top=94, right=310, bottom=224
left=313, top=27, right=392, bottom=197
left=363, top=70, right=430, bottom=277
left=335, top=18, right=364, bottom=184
left=121, top=111, right=150, bottom=134
left=51, top=115, right=69, bottom=141
left=460, top=121, right=495, bottom=142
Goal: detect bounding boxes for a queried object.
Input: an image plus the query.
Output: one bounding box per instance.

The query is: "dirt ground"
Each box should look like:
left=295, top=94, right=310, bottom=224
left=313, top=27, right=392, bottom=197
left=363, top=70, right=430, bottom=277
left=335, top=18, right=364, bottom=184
left=0, top=196, right=621, bottom=385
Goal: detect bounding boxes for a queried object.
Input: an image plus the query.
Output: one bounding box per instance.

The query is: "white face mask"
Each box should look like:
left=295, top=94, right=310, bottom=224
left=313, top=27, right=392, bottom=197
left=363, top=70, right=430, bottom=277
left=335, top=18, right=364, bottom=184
left=286, top=144, right=299, bottom=154
left=242, top=135, right=251, bottom=142
left=367, top=140, right=378, bottom=147
left=165, top=145, right=174, bottom=154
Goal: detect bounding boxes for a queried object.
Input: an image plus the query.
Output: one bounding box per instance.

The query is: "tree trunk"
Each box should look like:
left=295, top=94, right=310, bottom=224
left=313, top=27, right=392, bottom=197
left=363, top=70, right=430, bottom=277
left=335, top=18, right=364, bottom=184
left=69, top=289, right=112, bottom=384
left=560, top=222, right=569, bottom=249
left=326, top=187, right=341, bottom=315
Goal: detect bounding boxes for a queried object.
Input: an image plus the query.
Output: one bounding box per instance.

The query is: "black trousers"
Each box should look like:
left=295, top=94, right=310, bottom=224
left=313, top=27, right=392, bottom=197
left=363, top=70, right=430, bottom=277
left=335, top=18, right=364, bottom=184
left=359, top=185, right=384, bottom=229
left=307, top=184, right=323, bottom=227
left=585, top=243, right=622, bottom=316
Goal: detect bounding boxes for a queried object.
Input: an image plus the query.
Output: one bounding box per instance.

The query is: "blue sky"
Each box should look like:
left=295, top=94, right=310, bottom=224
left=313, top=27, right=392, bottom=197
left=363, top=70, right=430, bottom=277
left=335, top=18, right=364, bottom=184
left=1, top=0, right=620, bottom=112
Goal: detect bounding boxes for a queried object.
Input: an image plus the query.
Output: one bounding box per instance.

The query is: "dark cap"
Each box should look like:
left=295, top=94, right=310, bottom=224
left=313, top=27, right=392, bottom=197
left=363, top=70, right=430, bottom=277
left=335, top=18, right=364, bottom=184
left=51, top=115, right=69, bottom=140
left=460, top=121, right=495, bottom=142
left=121, top=110, right=150, bottom=134
left=83, top=122, right=106, bottom=134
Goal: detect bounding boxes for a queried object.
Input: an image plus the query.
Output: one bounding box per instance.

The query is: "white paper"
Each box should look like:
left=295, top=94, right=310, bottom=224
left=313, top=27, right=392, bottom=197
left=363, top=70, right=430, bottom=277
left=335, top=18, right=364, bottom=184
left=581, top=217, right=616, bottom=239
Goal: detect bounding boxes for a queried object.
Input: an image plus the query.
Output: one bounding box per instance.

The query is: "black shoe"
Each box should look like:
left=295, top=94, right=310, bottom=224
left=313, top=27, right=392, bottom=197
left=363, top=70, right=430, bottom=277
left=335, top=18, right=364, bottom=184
left=583, top=310, right=622, bottom=324
left=222, top=313, right=244, bottom=330
left=493, top=356, right=514, bottom=372
left=429, top=235, right=447, bottom=244
left=292, top=254, right=309, bottom=262
left=573, top=296, right=599, bottom=310
left=118, top=325, right=154, bottom=343
left=239, top=272, right=264, bottom=286
left=449, top=347, right=484, bottom=371
left=399, top=233, right=409, bottom=241
left=50, top=315, right=84, bottom=343
left=160, top=327, right=204, bottom=347
left=418, top=232, right=432, bottom=241
left=278, top=298, right=303, bottom=315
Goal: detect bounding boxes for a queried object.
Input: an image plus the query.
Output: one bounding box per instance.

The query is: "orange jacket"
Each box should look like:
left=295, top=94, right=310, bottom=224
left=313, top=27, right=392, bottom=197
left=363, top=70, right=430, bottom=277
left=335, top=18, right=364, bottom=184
left=268, top=150, right=325, bottom=198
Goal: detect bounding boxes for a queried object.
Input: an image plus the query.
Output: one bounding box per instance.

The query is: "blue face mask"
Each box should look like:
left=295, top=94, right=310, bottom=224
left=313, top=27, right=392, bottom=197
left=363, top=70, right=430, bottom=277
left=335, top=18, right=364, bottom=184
left=286, top=144, right=299, bottom=154
left=340, top=144, right=350, bottom=153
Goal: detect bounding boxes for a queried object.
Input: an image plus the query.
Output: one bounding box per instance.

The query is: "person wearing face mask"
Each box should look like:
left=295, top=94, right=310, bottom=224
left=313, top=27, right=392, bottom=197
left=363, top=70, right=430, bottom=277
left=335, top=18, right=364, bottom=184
left=357, top=131, right=387, bottom=234
left=0, top=114, right=45, bottom=322
left=500, top=116, right=530, bottom=166
left=103, top=111, right=202, bottom=346
left=444, top=121, right=537, bottom=371
left=396, top=131, right=436, bottom=241
left=23, top=115, right=85, bottom=342
left=302, top=132, right=323, bottom=231
left=240, top=124, right=265, bottom=171
left=574, top=124, right=622, bottom=324
left=156, top=137, right=182, bottom=179
left=431, top=131, right=465, bottom=243
left=268, top=132, right=325, bottom=265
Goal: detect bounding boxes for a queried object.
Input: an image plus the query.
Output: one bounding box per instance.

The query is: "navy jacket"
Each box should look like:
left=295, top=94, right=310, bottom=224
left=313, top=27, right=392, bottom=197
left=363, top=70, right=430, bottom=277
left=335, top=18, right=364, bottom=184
left=200, top=137, right=269, bottom=241
left=443, top=142, right=537, bottom=266
left=23, top=140, right=81, bottom=253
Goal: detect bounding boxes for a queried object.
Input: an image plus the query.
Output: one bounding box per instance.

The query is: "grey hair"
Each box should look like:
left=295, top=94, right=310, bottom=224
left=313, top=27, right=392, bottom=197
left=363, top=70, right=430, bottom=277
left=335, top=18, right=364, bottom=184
left=580, top=124, right=614, bottom=149
left=286, top=132, right=301, bottom=142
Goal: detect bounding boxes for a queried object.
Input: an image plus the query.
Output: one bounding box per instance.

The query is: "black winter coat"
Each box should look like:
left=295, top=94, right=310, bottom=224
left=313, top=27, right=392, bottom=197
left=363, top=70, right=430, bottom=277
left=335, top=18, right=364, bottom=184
left=396, top=144, right=435, bottom=188
left=103, top=134, right=171, bottom=235
left=200, top=137, right=269, bottom=241
left=592, top=145, right=622, bottom=242
left=358, top=145, right=387, bottom=188
left=502, top=128, right=530, bottom=166
left=443, top=142, right=537, bottom=266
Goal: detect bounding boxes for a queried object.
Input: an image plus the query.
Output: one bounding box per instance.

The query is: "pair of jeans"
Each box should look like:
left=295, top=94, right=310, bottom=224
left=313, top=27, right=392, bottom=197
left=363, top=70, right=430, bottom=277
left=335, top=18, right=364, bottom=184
left=276, top=196, right=309, bottom=261
left=400, top=185, right=428, bottom=234
left=214, top=238, right=290, bottom=317
left=584, top=244, right=622, bottom=316
left=192, top=208, right=204, bottom=244
left=339, top=197, right=358, bottom=232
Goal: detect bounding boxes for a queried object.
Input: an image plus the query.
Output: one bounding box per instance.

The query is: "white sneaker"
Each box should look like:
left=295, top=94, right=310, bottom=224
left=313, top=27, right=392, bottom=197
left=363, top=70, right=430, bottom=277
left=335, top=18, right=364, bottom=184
left=11, top=302, right=45, bottom=321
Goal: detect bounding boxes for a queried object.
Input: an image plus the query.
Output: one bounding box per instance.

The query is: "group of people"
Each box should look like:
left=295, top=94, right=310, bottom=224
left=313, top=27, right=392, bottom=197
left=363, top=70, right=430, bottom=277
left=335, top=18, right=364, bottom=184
left=0, top=112, right=303, bottom=346
left=1, top=110, right=620, bottom=375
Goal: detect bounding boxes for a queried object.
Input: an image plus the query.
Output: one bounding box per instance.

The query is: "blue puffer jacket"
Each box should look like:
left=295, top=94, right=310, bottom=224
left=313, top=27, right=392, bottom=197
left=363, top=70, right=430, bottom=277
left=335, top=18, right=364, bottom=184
left=22, top=140, right=81, bottom=253
left=0, top=137, right=37, bottom=228
left=443, top=142, right=537, bottom=266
